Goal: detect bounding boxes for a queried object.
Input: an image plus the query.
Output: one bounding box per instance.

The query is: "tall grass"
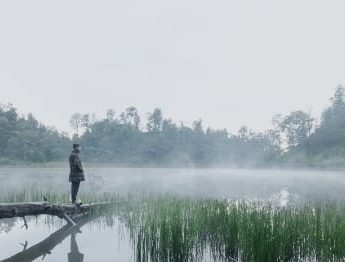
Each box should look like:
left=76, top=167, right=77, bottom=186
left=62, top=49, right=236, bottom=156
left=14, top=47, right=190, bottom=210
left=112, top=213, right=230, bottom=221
left=120, top=196, right=345, bottom=261
left=0, top=190, right=120, bottom=204
left=2, top=191, right=345, bottom=261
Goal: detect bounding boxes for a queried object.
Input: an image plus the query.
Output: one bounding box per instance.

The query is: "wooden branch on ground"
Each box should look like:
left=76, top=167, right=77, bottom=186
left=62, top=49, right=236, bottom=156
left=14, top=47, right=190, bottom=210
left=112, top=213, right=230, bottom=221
left=0, top=201, right=115, bottom=221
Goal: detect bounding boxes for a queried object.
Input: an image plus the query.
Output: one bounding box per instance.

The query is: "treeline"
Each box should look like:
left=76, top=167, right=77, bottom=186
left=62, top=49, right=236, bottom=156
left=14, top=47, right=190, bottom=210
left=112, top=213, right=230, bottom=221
left=1, top=86, right=345, bottom=167
left=287, top=86, right=345, bottom=167
left=0, top=104, right=70, bottom=164
left=73, top=109, right=281, bottom=167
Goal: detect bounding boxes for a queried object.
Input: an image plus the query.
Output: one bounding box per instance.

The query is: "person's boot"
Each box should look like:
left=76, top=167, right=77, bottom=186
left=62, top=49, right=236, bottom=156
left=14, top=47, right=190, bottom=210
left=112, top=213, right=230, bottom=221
left=72, top=200, right=82, bottom=207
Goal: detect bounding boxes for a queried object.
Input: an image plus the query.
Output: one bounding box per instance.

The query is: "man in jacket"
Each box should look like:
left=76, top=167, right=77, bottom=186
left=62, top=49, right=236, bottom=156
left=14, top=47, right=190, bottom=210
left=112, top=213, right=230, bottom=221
left=69, top=144, right=85, bottom=205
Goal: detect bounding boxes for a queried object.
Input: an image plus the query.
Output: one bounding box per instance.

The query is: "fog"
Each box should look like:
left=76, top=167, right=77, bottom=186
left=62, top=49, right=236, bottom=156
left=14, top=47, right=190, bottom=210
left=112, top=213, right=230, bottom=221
left=2, top=1, right=345, bottom=260
left=1, top=1, right=345, bottom=134
left=1, top=168, right=345, bottom=204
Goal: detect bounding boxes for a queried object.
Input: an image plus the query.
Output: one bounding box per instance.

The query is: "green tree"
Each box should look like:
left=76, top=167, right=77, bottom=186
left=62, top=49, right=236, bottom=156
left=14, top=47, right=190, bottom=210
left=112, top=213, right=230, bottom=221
left=70, top=113, right=84, bottom=137
left=147, top=108, right=163, bottom=132
left=277, top=111, right=314, bottom=148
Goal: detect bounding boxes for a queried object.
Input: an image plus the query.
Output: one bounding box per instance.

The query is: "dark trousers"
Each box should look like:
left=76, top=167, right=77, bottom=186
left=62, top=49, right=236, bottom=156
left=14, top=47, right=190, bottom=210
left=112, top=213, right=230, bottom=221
left=71, top=181, right=80, bottom=203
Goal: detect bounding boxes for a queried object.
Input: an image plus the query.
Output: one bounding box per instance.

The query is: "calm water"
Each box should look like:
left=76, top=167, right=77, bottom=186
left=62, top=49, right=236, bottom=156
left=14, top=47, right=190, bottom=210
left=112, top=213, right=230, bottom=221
left=1, top=168, right=345, bottom=261
left=0, top=215, right=133, bottom=261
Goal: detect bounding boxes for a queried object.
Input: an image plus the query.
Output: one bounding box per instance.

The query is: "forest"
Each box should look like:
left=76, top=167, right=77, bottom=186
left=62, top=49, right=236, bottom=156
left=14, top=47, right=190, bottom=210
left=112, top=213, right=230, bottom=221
left=1, top=86, right=345, bottom=167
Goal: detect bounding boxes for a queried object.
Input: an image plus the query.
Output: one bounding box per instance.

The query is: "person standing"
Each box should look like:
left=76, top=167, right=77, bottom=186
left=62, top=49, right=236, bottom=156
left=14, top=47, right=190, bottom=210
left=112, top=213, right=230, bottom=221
left=69, top=144, right=85, bottom=205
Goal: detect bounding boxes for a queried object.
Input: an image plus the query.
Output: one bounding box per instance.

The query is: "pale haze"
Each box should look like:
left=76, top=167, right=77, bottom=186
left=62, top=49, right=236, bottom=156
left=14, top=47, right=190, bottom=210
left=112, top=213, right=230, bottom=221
left=0, top=0, right=344, bottom=134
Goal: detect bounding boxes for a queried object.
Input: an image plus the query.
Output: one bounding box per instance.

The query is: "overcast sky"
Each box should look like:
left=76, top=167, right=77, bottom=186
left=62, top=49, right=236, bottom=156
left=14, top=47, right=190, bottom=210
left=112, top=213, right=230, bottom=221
left=0, top=1, right=344, bottom=134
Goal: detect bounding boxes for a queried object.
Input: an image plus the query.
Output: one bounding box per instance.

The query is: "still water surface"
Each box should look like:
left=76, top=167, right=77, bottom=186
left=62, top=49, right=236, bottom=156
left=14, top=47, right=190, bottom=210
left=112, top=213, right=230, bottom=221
left=1, top=168, right=345, bottom=261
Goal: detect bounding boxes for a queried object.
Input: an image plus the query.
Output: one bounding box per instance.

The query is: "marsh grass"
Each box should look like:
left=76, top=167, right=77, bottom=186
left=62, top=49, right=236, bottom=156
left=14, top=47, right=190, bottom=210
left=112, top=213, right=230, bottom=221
left=2, top=191, right=345, bottom=261
left=0, top=189, right=120, bottom=204
left=120, top=196, right=345, bottom=261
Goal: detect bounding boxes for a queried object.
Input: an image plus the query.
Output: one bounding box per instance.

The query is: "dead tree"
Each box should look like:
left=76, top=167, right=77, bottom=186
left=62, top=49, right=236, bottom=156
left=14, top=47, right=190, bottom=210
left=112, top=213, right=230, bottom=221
left=0, top=201, right=115, bottom=225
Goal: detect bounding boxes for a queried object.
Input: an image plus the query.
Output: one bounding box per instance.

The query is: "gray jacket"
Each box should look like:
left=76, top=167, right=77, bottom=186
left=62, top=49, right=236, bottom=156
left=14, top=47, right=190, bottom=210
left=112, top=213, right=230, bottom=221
left=69, top=150, right=85, bottom=182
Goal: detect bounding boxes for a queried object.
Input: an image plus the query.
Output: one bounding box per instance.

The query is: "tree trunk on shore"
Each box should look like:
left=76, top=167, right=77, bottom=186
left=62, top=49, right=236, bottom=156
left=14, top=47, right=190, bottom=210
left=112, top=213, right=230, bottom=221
left=0, top=202, right=112, bottom=221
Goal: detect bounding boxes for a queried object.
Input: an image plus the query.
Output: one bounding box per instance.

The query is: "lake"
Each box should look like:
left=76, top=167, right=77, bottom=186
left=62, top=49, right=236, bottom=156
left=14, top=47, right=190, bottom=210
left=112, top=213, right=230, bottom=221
left=1, top=168, right=345, bottom=261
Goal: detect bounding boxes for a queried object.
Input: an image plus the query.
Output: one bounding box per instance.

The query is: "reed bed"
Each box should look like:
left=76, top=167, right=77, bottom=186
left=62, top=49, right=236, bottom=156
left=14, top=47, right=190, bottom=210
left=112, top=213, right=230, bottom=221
left=2, top=191, right=345, bottom=261
left=121, top=196, right=345, bottom=261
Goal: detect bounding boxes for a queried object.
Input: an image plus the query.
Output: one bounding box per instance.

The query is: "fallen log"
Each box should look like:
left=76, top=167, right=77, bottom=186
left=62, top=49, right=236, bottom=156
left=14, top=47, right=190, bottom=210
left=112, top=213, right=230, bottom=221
left=0, top=201, right=114, bottom=221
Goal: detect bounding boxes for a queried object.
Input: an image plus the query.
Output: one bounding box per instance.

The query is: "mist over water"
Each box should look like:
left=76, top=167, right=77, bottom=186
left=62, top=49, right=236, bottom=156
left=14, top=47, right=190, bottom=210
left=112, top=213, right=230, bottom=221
left=2, top=168, right=345, bottom=261
left=1, top=168, right=345, bottom=203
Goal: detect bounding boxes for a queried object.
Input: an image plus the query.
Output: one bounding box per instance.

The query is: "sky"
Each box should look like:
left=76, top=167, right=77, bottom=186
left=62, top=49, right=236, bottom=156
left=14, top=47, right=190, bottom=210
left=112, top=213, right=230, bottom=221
left=0, top=0, right=344, bottom=135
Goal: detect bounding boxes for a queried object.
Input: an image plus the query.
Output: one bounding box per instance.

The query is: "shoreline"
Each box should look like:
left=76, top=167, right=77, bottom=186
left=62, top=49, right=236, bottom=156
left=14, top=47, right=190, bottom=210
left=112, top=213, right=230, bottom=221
left=1, top=162, right=345, bottom=172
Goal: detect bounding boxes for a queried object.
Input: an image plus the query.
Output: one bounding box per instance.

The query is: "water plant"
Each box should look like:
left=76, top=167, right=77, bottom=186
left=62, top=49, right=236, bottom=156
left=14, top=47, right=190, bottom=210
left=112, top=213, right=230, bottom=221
left=2, top=191, right=345, bottom=261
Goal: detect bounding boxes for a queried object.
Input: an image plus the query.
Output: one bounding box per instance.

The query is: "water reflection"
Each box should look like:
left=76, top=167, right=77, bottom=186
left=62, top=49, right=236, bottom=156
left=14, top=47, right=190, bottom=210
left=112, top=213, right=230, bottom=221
left=68, top=233, right=83, bottom=262
left=2, top=215, right=90, bottom=262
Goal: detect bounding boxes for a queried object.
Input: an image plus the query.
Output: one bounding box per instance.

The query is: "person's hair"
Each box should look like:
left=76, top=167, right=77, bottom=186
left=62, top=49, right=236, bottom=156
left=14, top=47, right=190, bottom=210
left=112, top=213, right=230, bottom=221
left=73, top=144, right=80, bottom=149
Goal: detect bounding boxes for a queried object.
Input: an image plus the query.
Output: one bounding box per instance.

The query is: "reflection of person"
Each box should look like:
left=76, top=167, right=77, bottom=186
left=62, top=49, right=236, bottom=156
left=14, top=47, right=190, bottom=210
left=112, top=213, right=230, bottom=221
left=69, top=144, right=85, bottom=205
left=2, top=213, right=95, bottom=262
left=68, top=232, right=84, bottom=262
